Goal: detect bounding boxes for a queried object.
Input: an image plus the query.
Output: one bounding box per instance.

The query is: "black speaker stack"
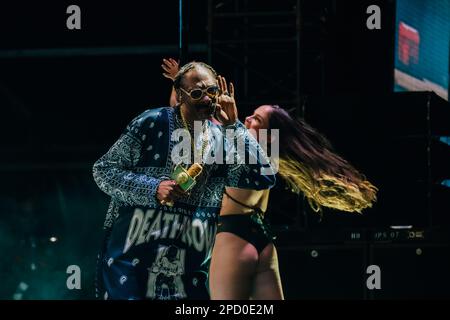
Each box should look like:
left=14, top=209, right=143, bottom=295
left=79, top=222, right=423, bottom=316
left=270, top=91, right=450, bottom=299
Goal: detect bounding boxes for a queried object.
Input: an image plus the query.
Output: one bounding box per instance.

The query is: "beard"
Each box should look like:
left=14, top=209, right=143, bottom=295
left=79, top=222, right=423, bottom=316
left=194, top=101, right=215, bottom=119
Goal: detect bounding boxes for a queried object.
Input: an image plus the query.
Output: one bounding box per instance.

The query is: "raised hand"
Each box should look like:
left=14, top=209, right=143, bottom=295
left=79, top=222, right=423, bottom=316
left=161, top=58, right=180, bottom=81
left=215, top=75, right=238, bottom=126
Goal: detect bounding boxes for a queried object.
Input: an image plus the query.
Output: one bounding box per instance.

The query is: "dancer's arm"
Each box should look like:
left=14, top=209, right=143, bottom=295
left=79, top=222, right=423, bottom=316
left=162, top=58, right=180, bottom=107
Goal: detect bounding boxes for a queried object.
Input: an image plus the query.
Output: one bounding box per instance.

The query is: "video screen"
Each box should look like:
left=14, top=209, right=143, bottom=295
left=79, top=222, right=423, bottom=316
left=394, top=0, right=450, bottom=100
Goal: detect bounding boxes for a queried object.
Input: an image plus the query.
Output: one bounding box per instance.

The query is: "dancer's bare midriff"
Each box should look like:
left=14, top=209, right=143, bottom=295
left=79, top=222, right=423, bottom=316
left=219, top=187, right=269, bottom=216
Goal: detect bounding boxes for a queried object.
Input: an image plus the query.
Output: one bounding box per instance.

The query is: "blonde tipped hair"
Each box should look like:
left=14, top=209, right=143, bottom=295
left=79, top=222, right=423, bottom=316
left=268, top=105, right=377, bottom=214
left=278, top=157, right=377, bottom=213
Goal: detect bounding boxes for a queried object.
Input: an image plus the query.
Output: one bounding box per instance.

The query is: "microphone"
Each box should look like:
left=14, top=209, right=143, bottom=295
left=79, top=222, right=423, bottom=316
left=171, top=163, right=203, bottom=192
left=161, top=163, right=203, bottom=207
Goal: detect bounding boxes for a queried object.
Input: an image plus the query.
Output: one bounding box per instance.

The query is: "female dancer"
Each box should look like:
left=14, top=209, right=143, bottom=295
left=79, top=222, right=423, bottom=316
left=209, top=76, right=378, bottom=300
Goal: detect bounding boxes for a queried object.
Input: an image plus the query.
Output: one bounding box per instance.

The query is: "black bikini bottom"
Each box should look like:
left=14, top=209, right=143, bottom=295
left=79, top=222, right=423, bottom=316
left=216, top=213, right=273, bottom=254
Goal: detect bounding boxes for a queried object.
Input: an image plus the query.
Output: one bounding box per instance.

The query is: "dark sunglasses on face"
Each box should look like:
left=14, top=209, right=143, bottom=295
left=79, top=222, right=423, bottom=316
left=180, top=85, right=220, bottom=100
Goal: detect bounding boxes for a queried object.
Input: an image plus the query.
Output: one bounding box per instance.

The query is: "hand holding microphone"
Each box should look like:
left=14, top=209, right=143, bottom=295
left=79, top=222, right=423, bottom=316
left=156, top=180, right=184, bottom=207
left=157, top=163, right=203, bottom=207
left=172, top=163, right=203, bottom=191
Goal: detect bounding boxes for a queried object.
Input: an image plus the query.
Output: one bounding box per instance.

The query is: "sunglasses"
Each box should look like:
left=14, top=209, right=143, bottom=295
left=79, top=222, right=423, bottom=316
left=180, top=85, right=220, bottom=100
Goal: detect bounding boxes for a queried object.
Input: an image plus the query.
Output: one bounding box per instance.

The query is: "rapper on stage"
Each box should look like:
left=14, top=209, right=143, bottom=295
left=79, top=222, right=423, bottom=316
left=92, top=61, right=275, bottom=300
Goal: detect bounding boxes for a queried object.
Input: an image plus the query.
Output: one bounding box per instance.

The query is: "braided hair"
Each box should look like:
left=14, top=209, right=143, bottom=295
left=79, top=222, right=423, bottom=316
left=173, top=61, right=218, bottom=91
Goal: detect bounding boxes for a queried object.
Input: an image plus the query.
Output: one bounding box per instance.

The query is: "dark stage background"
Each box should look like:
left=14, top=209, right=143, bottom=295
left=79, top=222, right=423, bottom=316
left=0, top=0, right=449, bottom=299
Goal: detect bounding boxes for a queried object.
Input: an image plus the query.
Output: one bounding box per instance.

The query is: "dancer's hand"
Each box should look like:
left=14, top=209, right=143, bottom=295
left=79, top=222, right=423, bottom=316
left=161, top=58, right=180, bottom=81
left=156, top=180, right=185, bottom=205
left=215, top=75, right=238, bottom=126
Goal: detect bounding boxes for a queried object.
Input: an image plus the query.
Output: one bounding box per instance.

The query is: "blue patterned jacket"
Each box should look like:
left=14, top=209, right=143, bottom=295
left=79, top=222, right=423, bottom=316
left=92, top=106, right=275, bottom=300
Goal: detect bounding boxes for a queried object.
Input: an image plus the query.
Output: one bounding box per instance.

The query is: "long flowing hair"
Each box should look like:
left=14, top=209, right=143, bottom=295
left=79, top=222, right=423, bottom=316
left=269, top=105, right=377, bottom=213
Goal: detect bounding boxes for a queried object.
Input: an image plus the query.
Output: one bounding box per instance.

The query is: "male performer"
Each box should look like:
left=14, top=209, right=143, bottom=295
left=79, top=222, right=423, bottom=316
left=93, top=62, right=275, bottom=300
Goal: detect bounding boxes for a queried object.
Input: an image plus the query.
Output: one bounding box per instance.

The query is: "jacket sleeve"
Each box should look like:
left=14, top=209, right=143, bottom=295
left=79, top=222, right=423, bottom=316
left=222, top=121, right=276, bottom=190
left=92, top=110, right=162, bottom=207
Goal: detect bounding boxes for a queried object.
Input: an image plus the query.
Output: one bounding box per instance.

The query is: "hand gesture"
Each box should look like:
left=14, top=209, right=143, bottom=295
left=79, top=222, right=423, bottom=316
left=161, top=58, right=180, bottom=81
left=215, top=75, right=238, bottom=126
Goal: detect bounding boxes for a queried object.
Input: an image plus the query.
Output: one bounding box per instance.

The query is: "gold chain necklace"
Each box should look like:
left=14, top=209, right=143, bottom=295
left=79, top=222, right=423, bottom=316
left=179, top=106, right=209, bottom=164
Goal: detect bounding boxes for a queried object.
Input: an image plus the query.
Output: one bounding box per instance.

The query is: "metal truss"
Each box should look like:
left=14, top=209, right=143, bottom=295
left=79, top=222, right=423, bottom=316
left=207, top=0, right=302, bottom=116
